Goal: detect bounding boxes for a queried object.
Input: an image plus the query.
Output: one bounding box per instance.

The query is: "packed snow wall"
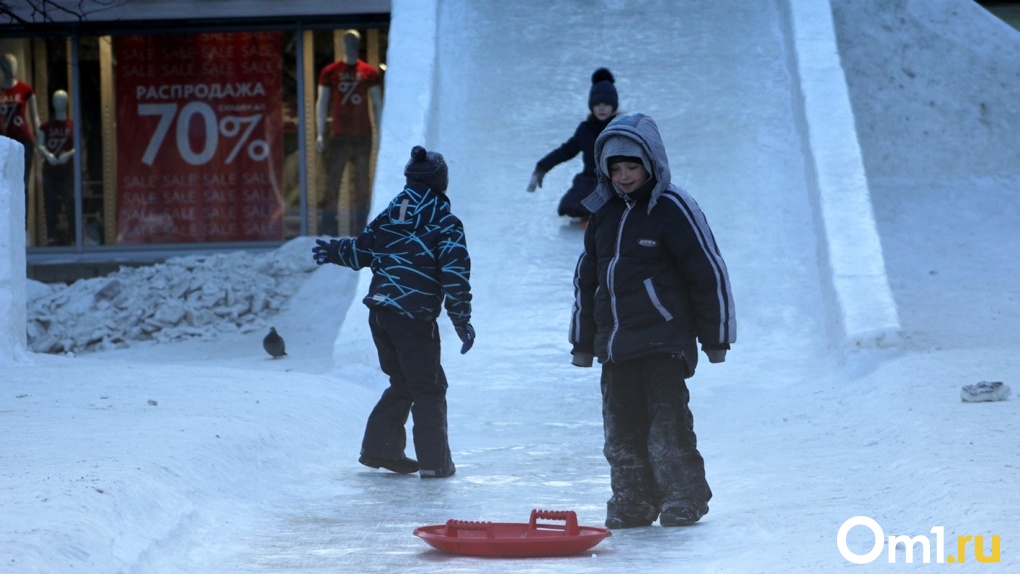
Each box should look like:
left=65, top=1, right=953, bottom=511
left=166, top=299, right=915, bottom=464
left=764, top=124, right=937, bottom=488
left=831, top=0, right=1020, bottom=351
left=331, top=0, right=442, bottom=377
left=833, top=0, right=1020, bottom=182
left=782, top=0, right=901, bottom=350
left=0, top=136, right=27, bottom=362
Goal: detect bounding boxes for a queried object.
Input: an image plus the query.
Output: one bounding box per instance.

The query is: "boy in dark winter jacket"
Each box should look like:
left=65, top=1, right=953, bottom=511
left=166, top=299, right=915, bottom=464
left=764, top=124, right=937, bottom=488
left=570, top=113, right=736, bottom=528
left=313, top=145, right=474, bottom=479
left=527, top=68, right=619, bottom=222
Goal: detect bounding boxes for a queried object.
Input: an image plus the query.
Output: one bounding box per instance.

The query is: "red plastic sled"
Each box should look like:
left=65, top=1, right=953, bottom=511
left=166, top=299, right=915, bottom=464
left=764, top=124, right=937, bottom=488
left=413, top=509, right=611, bottom=558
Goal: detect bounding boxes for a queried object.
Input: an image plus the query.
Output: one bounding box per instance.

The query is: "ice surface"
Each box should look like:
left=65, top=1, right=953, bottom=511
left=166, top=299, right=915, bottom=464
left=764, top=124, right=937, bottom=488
left=2, top=0, right=1018, bottom=572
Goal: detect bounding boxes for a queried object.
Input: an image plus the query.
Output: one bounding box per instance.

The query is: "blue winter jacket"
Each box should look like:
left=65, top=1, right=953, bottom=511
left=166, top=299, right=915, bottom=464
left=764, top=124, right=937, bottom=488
left=334, top=182, right=472, bottom=325
left=570, top=114, right=736, bottom=376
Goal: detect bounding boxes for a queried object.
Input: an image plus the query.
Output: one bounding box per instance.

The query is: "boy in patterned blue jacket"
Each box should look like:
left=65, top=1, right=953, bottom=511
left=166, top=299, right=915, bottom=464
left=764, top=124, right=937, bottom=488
left=313, top=145, right=473, bottom=479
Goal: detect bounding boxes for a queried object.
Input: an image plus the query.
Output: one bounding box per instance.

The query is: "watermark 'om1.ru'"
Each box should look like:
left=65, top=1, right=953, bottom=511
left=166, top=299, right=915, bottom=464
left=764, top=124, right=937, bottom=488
left=838, top=516, right=1000, bottom=565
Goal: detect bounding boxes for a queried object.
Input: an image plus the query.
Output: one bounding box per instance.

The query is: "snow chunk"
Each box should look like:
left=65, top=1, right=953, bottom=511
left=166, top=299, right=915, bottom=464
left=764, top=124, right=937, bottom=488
left=960, top=381, right=1012, bottom=403
left=27, top=237, right=319, bottom=355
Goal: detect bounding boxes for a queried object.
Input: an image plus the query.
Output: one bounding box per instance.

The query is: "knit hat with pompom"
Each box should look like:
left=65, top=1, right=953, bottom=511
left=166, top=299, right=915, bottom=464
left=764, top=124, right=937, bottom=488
left=588, top=68, right=619, bottom=112
left=403, top=145, right=448, bottom=192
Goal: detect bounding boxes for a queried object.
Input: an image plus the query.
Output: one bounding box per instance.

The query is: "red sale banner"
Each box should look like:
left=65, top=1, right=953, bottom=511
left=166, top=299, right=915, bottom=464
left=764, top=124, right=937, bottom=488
left=114, top=32, right=284, bottom=243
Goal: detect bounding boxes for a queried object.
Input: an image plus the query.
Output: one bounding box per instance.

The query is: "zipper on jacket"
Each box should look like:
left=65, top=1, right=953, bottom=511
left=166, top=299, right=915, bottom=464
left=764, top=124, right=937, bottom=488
left=605, top=203, right=633, bottom=362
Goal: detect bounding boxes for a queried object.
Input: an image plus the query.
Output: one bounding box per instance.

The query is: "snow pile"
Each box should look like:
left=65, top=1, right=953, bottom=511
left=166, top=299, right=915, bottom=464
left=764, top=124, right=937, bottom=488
left=26, top=237, right=318, bottom=355
left=832, top=0, right=1020, bottom=181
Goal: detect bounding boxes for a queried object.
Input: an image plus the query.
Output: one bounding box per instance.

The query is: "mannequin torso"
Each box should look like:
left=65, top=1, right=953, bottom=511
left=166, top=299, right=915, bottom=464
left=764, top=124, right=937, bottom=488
left=0, top=53, right=40, bottom=145
left=315, top=31, right=383, bottom=151
left=39, top=90, right=74, bottom=167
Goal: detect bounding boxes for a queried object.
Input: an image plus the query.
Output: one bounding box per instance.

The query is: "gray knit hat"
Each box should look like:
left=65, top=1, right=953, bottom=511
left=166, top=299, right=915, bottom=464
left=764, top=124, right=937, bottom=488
left=404, top=145, right=448, bottom=192
left=599, top=136, right=651, bottom=178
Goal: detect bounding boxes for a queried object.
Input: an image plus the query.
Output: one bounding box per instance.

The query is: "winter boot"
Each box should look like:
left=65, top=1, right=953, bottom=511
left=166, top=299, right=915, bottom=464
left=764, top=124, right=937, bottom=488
left=605, top=503, right=659, bottom=529
left=419, top=462, right=456, bottom=479
left=659, top=502, right=709, bottom=527
left=359, top=455, right=419, bottom=474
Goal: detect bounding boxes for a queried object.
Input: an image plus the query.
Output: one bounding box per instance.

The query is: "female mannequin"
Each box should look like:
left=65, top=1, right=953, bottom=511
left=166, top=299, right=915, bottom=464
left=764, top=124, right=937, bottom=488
left=38, top=89, right=76, bottom=245
left=0, top=53, right=41, bottom=222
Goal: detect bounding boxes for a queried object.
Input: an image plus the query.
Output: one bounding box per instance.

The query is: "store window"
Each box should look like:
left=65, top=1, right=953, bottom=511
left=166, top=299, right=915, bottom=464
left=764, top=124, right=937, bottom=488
left=5, top=23, right=387, bottom=252
left=0, top=38, right=64, bottom=247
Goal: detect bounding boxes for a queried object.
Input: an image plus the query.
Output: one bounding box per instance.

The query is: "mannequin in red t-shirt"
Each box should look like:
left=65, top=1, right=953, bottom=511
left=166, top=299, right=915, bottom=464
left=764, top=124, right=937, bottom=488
left=0, top=53, right=41, bottom=220
left=38, top=89, right=76, bottom=245
left=315, top=30, right=383, bottom=235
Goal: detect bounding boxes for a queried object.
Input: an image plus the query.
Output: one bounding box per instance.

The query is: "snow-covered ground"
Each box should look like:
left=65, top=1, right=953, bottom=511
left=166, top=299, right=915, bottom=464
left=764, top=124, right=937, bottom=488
left=2, top=0, right=1019, bottom=572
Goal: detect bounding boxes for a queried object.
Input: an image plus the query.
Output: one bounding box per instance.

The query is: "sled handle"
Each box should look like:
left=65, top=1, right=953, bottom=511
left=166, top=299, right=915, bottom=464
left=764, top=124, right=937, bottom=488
left=528, top=509, right=580, bottom=536
left=445, top=519, right=495, bottom=538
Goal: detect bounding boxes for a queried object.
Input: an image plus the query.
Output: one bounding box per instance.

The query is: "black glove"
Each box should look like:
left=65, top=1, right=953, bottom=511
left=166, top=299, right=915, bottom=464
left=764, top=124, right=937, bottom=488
left=312, top=238, right=341, bottom=266
left=526, top=170, right=545, bottom=192
left=454, top=322, right=475, bottom=354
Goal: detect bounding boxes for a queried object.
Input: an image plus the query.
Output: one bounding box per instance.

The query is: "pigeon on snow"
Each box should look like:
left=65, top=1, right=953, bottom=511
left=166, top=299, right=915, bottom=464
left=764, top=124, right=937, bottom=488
left=263, top=327, right=287, bottom=359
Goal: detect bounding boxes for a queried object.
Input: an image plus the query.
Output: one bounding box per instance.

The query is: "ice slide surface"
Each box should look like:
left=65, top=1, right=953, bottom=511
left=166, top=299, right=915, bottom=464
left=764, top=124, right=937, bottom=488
left=434, top=0, right=835, bottom=384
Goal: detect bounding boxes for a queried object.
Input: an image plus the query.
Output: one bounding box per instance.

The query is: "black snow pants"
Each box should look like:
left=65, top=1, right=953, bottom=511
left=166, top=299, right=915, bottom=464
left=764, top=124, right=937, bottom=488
left=43, top=164, right=75, bottom=245
left=601, top=353, right=712, bottom=521
left=320, top=134, right=373, bottom=236
left=557, top=173, right=596, bottom=218
left=362, top=307, right=455, bottom=477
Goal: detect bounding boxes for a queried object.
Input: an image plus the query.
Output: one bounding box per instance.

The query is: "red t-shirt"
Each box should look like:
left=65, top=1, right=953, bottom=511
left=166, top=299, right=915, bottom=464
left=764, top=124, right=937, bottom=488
left=317, top=59, right=381, bottom=137
left=40, top=118, right=74, bottom=169
left=0, top=81, right=36, bottom=143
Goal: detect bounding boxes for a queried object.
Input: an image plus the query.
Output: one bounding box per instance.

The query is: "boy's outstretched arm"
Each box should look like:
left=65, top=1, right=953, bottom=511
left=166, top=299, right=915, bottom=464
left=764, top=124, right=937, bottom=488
left=311, top=221, right=379, bottom=269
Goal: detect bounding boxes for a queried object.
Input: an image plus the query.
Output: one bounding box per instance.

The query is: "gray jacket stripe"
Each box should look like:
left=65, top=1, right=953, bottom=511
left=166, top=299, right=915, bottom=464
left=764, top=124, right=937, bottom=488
left=570, top=250, right=586, bottom=343
left=663, top=190, right=736, bottom=343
